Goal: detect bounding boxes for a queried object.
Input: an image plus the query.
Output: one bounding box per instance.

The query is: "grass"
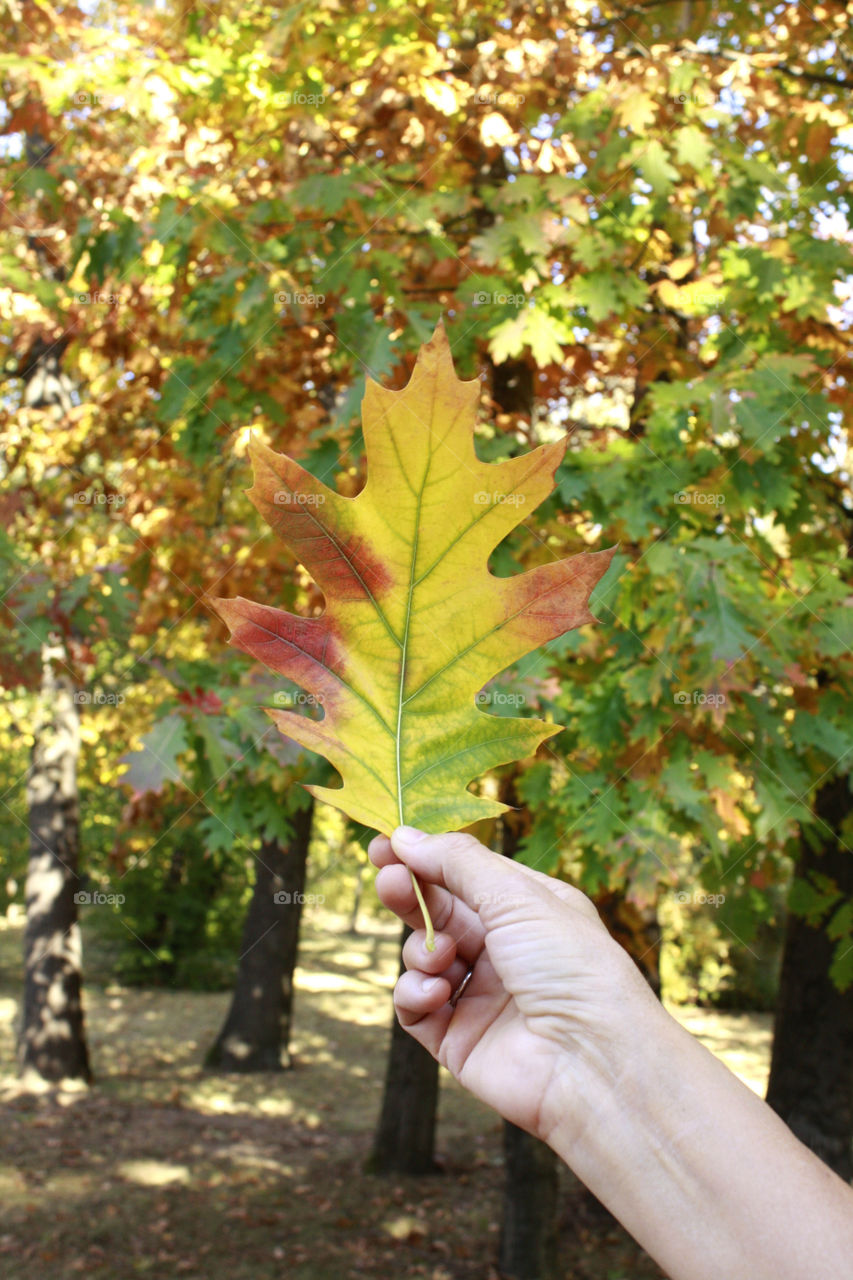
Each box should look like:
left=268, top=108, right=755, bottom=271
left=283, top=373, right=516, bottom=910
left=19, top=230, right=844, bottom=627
left=0, top=907, right=772, bottom=1280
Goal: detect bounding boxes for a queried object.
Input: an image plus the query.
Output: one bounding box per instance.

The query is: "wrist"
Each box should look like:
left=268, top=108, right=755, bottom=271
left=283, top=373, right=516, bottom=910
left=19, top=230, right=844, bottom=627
left=538, top=947, right=672, bottom=1160
left=540, top=972, right=853, bottom=1280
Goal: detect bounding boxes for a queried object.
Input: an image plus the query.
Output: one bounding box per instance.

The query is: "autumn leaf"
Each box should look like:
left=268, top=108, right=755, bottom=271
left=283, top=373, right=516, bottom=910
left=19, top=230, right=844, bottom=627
left=212, top=324, right=613, bottom=836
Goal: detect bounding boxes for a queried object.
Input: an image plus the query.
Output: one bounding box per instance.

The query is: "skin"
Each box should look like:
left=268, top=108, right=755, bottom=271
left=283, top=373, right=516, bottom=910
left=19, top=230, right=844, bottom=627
left=369, top=825, right=853, bottom=1280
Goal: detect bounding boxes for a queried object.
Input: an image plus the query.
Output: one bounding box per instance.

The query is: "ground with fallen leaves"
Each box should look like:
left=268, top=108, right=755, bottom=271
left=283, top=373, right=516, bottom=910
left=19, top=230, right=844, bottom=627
left=0, top=909, right=772, bottom=1280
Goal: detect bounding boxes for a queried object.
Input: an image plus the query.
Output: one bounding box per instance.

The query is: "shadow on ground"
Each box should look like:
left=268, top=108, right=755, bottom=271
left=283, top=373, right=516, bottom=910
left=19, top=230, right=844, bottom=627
left=0, top=910, right=769, bottom=1280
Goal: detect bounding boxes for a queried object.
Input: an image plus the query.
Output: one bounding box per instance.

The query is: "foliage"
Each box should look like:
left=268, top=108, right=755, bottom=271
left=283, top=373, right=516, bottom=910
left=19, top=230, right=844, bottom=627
left=106, top=804, right=248, bottom=989
left=660, top=896, right=784, bottom=1011
left=0, top=0, right=851, bottom=981
left=109, top=662, right=325, bottom=986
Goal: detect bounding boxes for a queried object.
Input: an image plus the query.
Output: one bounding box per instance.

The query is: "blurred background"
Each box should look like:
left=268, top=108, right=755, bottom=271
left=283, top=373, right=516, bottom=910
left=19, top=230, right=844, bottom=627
left=0, top=0, right=851, bottom=1277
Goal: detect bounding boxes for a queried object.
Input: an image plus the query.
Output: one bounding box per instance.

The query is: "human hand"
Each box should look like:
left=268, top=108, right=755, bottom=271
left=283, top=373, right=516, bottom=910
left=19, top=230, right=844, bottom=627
left=369, top=826, right=660, bottom=1147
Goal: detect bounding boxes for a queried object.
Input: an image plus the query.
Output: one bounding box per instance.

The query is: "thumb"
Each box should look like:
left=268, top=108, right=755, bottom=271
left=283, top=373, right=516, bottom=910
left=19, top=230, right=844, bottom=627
left=390, top=826, right=544, bottom=914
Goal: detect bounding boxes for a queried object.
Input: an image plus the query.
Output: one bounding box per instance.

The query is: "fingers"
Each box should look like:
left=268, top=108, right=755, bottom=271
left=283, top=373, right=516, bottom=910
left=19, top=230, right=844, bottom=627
left=399, top=928, right=471, bottom=997
left=393, top=969, right=455, bottom=1053
left=390, top=826, right=560, bottom=920
left=516, top=864, right=604, bottom=923
left=402, top=927, right=456, bottom=974
left=367, top=833, right=396, bottom=868
left=376, top=827, right=602, bottom=927
left=392, top=942, right=477, bottom=1058
left=375, top=863, right=486, bottom=961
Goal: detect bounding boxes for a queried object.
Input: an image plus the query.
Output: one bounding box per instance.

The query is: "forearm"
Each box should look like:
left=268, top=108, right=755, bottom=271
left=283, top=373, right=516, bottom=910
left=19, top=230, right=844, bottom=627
left=549, top=998, right=853, bottom=1280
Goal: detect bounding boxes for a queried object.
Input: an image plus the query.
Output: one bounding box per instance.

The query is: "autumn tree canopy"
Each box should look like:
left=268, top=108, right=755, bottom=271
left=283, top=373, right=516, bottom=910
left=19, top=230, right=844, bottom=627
left=1, top=0, right=851, bottom=972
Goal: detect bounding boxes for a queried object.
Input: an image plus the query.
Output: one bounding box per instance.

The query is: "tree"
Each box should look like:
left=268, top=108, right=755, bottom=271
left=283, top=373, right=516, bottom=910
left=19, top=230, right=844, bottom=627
left=19, top=639, right=91, bottom=1084
left=1, top=0, right=851, bottom=1183
left=207, top=799, right=315, bottom=1071
left=367, top=924, right=442, bottom=1175
left=14, top=116, right=91, bottom=1083
left=766, top=775, right=853, bottom=1178
left=497, top=774, right=560, bottom=1280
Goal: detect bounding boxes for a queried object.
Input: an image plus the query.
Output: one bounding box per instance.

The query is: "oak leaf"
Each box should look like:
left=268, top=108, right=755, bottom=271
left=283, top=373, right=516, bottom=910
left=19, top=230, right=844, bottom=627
left=212, top=325, right=613, bottom=835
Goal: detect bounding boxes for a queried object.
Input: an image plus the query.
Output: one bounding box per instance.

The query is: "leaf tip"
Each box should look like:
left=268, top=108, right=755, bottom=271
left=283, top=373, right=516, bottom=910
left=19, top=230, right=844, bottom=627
left=205, top=595, right=232, bottom=627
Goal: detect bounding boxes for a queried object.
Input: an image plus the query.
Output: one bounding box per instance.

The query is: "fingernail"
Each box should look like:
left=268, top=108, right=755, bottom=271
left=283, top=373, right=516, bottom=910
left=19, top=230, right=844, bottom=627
left=394, top=825, right=427, bottom=842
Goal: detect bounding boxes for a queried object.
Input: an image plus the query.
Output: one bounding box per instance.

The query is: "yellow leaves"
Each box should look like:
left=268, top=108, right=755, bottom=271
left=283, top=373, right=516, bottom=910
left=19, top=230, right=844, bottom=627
left=400, top=116, right=426, bottom=148
left=487, top=311, right=526, bottom=365
left=558, top=135, right=582, bottom=167
left=419, top=77, right=459, bottom=116
left=752, top=514, right=791, bottom=559
left=616, top=89, right=657, bottom=134
left=536, top=136, right=581, bottom=173
left=560, top=194, right=590, bottom=226
left=669, top=254, right=696, bottom=281
left=802, top=101, right=849, bottom=129
left=711, top=788, right=751, bottom=839
left=536, top=140, right=557, bottom=173
left=480, top=112, right=518, bottom=148
left=503, top=38, right=554, bottom=75
left=656, top=274, right=724, bottom=314
left=0, top=284, right=44, bottom=323
left=144, top=72, right=178, bottom=121
left=184, top=127, right=230, bottom=168
left=673, top=124, right=713, bottom=171
left=717, top=56, right=752, bottom=89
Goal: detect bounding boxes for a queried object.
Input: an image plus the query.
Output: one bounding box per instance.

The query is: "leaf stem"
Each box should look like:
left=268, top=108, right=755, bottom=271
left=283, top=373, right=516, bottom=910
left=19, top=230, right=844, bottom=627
left=408, top=868, right=436, bottom=951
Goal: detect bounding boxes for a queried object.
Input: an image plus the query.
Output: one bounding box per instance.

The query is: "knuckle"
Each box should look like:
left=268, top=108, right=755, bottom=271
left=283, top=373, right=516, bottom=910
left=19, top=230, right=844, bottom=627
left=434, top=831, right=487, bottom=859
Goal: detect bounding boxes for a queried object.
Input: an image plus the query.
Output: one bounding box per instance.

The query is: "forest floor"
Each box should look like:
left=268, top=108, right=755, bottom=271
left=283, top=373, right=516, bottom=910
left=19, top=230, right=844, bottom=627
left=0, top=908, right=772, bottom=1280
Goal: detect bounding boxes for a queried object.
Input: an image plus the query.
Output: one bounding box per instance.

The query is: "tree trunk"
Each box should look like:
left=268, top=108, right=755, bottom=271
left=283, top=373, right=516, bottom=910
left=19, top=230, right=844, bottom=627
left=367, top=923, right=441, bottom=1174
left=206, top=799, right=314, bottom=1072
left=766, top=775, right=853, bottom=1179
left=348, top=854, right=366, bottom=935
left=497, top=773, right=561, bottom=1279
left=593, top=889, right=662, bottom=1000
left=499, top=1122, right=560, bottom=1280
left=19, top=642, right=91, bottom=1084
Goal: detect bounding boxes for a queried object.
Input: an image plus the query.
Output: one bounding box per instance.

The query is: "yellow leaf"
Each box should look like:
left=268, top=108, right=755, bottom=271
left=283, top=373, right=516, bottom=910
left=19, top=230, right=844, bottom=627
left=615, top=90, right=656, bottom=134
left=557, top=135, right=581, bottom=166
left=480, top=112, right=518, bottom=148
left=213, top=326, right=613, bottom=835
left=668, top=255, right=695, bottom=281
left=536, top=139, right=556, bottom=172
left=420, top=77, right=458, bottom=116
